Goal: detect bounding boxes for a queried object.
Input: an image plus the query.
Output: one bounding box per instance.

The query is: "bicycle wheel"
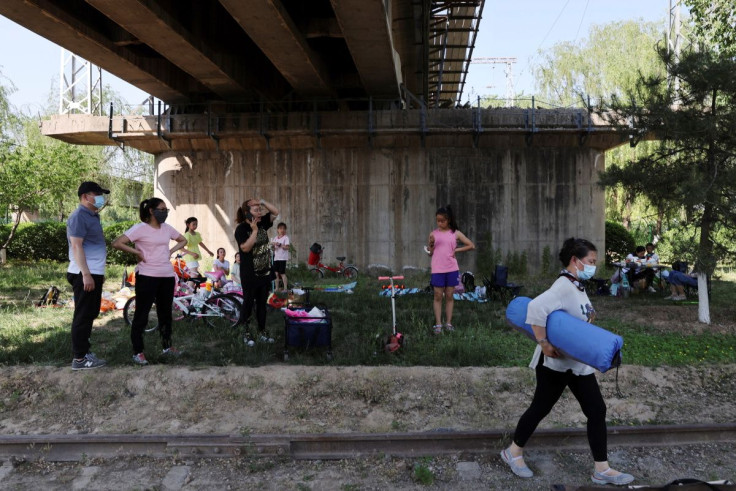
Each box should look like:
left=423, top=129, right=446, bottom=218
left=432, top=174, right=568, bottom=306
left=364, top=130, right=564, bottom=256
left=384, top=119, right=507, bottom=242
left=123, top=296, right=158, bottom=333
left=309, top=267, right=324, bottom=280
left=202, top=293, right=241, bottom=328
left=343, top=266, right=358, bottom=280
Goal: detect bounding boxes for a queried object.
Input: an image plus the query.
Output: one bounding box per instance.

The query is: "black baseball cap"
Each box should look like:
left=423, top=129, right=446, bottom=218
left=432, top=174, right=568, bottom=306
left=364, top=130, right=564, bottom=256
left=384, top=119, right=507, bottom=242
left=77, top=181, right=110, bottom=196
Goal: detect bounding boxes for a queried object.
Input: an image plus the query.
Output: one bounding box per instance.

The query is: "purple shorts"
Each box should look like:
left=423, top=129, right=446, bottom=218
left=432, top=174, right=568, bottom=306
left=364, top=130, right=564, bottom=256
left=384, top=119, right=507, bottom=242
left=431, top=271, right=459, bottom=288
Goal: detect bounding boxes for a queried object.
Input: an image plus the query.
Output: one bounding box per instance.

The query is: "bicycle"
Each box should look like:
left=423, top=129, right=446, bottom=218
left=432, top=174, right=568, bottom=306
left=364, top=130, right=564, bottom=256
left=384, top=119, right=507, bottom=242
left=308, top=255, right=359, bottom=280
left=123, top=256, right=242, bottom=332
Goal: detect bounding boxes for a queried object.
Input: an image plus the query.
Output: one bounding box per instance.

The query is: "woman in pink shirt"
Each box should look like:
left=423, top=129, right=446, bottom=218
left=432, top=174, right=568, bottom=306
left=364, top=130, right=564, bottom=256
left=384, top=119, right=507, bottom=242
left=426, top=205, right=475, bottom=334
left=112, top=198, right=187, bottom=365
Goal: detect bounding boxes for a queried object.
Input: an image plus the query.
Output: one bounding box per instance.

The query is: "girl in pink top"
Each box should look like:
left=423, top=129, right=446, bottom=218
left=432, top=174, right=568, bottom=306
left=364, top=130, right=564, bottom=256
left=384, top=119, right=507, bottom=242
left=427, top=205, right=475, bottom=334
left=112, top=198, right=187, bottom=365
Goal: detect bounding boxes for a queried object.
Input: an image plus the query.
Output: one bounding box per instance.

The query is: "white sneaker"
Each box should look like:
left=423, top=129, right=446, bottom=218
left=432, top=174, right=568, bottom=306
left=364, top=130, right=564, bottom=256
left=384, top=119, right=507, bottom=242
left=647, top=286, right=657, bottom=293
left=244, top=337, right=255, bottom=347
left=664, top=295, right=675, bottom=300
left=258, top=334, right=275, bottom=344
left=673, top=295, right=687, bottom=301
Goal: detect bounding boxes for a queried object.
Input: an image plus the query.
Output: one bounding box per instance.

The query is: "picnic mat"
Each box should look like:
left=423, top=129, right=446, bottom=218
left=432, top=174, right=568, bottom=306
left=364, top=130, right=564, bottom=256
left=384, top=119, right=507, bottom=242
left=312, top=281, right=357, bottom=293
left=378, top=288, right=488, bottom=302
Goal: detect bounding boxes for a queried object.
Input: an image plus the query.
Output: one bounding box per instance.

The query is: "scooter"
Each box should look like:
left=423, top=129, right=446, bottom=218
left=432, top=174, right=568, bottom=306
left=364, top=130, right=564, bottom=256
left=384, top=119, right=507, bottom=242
left=378, top=275, right=405, bottom=352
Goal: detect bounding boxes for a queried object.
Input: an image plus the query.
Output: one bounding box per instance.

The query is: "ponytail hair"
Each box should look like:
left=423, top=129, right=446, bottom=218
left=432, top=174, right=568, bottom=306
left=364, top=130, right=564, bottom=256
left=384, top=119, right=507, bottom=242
left=184, top=217, right=197, bottom=235
left=139, top=197, right=164, bottom=222
left=558, top=237, right=597, bottom=266
left=436, top=205, right=458, bottom=232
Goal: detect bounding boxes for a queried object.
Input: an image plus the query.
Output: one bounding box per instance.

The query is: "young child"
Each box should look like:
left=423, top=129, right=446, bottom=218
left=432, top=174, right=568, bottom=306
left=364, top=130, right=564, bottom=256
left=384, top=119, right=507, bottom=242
left=427, top=205, right=475, bottom=334
left=271, top=222, right=290, bottom=292
left=230, top=252, right=242, bottom=287
left=181, top=217, right=213, bottom=277
left=206, top=247, right=230, bottom=288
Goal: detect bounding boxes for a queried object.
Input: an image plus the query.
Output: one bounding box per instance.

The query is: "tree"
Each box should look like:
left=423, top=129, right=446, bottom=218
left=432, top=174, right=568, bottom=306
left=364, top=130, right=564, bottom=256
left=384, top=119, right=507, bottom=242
left=0, top=119, right=98, bottom=251
left=533, top=20, right=666, bottom=107
left=686, top=0, right=736, bottom=57
left=598, top=48, right=736, bottom=322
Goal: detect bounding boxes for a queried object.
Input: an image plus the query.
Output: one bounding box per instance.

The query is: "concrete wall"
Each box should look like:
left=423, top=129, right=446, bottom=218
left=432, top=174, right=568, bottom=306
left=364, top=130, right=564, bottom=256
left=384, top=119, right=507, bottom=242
left=155, top=145, right=605, bottom=275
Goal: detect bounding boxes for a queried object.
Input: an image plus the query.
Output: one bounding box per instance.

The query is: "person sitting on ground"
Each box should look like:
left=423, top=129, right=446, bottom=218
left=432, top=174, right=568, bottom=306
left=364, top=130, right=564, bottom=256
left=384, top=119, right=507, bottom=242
left=663, top=269, right=698, bottom=301
left=205, top=247, right=230, bottom=289
left=230, top=252, right=241, bottom=287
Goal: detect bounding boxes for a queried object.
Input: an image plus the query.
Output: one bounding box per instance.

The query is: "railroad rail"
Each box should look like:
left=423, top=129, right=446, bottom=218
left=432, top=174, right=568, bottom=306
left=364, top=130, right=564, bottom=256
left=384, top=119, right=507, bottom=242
left=1, top=424, right=734, bottom=462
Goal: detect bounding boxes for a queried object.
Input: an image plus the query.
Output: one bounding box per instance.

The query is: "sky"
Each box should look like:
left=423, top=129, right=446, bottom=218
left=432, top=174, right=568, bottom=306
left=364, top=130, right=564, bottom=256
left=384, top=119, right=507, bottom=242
left=0, top=0, right=677, bottom=112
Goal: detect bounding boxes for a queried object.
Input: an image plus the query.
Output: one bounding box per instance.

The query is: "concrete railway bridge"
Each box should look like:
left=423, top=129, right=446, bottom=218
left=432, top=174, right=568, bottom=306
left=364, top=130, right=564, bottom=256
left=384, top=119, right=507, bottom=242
left=2, top=0, right=629, bottom=273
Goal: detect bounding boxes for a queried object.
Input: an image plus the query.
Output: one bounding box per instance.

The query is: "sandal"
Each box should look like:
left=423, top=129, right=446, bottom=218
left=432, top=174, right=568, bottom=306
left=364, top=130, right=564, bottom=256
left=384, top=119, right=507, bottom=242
left=500, top=448, right=533, bottom=478
left=444, top=323, right=455, bottom=332
left=432, top=324, right=442, bottom=335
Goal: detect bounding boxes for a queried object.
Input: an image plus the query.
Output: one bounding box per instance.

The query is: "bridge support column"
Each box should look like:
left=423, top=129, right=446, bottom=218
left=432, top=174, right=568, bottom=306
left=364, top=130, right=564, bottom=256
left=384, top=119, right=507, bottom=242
left=155, top=144, right=605, bottom=275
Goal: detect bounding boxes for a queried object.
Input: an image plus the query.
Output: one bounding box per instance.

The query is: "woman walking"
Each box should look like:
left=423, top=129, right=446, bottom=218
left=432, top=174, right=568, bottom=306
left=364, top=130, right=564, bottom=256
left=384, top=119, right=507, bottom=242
left=112, top=198, right=187, bottom=365
left=500, top=237, right=634, bottom=485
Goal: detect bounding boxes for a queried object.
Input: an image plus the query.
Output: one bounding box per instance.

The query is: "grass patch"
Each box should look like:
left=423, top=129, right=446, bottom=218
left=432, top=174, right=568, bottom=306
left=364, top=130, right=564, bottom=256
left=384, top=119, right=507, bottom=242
left=1, top=261, right=735, bottom=368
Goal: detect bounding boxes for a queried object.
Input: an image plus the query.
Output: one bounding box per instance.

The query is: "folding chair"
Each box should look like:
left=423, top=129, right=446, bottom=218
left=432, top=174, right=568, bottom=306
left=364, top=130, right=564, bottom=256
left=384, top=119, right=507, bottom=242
left=483, top=265, right=523, bottom=304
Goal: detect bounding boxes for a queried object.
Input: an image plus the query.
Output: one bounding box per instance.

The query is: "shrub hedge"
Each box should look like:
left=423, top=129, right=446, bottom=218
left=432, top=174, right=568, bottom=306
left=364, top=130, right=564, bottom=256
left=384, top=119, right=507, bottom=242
left=605, top=221, right=635, bottom=265
left=0, top=220, right=138, bottom=265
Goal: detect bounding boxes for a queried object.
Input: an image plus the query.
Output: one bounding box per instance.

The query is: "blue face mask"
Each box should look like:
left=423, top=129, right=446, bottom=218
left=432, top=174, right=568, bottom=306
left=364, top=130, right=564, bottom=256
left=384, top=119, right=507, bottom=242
left=576, top=258, right=596, bottom=280
left=92, top=195, right=106, bottom=209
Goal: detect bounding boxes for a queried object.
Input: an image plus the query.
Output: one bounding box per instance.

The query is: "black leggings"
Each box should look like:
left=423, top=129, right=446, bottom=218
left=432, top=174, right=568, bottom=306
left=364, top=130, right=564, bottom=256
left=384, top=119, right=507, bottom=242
left=513, top=357, right=608, bottom=461
left=242, top=283, right=270, bottom=332
left=131, top=274, right=175, bottom=354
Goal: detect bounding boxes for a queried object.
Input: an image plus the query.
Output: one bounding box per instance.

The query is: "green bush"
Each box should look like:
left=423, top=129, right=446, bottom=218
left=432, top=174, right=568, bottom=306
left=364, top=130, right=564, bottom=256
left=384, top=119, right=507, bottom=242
left=5, top=222, right=68, bottom=261
left=605, top=221, right=635, bottom=265
left=103, top=221, right=137, bottom=265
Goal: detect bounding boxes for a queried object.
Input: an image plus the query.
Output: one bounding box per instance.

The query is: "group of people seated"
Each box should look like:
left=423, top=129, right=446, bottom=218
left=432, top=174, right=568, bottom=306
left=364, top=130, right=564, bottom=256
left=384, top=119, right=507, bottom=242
left=611, top=243, right=660, bottom=293
left=610, top=242, right=700, bottom=300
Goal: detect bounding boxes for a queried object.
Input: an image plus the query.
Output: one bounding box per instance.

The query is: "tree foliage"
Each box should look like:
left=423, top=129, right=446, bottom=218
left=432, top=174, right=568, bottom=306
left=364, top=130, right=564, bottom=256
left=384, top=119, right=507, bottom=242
left=598, top=48, right=736, bottom=274
left=686, top=0, right=736, bottom=57
left=532, top=20, right=667, bottom=107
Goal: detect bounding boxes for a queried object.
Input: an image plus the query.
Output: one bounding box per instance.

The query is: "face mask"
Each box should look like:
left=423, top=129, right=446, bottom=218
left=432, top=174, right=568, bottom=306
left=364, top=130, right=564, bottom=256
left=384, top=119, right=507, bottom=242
left=92, top=195, right=106, bottom=209
left=153, top=209, right=168, bottom=223
left=576, top=258, right=596, bottom=280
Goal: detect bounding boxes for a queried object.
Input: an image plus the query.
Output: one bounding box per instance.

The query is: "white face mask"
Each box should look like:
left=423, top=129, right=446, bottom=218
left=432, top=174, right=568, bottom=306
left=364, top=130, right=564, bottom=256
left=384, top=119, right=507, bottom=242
left=576, top=258, right=596, bottom=280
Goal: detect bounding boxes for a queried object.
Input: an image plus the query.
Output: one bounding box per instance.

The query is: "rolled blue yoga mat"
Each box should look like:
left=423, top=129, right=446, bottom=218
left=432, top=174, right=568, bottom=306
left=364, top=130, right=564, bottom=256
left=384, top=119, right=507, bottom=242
left=505, top=296, right=623, bottom=373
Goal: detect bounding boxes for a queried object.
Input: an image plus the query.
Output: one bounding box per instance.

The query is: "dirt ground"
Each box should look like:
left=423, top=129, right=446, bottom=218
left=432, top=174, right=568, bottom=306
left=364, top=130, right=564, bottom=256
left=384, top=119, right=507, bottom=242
left=0, top=363, right=735, bottom=489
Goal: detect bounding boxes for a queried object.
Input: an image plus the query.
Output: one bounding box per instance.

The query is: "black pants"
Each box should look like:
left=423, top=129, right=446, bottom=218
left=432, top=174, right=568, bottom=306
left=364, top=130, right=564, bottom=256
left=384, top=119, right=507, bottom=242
left=513, top=356, right=608, bottom=461
left=242, top=283, right=270, bottom=333
left=131, top=274, right=175, bottom=355
left=67, top=272, right=105, bottom=359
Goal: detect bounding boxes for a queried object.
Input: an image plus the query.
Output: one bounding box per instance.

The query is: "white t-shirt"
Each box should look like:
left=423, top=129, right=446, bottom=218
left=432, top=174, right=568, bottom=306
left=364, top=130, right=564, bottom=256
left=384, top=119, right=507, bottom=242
left=213, top=258, right=230, bottom=274
left=272, top=235, right=290, bottom=261
left=526, top=276, right=596, bottom=376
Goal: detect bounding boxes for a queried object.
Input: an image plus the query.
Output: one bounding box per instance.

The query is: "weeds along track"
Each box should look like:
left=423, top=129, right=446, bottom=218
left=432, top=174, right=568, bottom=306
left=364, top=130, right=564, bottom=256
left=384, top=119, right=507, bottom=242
left=1, top=424, right=734, bottom=462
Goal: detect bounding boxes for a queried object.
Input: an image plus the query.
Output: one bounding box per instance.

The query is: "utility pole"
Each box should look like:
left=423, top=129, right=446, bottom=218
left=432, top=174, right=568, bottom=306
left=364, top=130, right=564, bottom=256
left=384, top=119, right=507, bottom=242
left=471, top=57, right=517, bottom=107
left=59, top=48, right=103, bottom=115
left=666, top=0, right=686, bottom=94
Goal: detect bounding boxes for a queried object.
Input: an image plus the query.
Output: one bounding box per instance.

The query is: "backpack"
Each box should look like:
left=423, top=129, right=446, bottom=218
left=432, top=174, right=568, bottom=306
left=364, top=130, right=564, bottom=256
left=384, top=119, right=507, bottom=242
left=37, top=286, right=60, bottom=307
left=309, top=243, right=323, bottom=255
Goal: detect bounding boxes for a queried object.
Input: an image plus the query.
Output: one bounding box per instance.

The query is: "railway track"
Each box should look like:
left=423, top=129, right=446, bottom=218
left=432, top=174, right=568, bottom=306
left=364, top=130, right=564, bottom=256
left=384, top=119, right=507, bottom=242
left=0, top=423, right=734, bottom=462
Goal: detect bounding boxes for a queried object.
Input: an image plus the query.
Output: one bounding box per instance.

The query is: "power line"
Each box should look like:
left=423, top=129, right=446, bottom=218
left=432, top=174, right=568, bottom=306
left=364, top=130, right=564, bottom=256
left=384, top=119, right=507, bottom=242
left=537, top=0, right=572, bottom=51
left=573, top=0, right=590, bottom=43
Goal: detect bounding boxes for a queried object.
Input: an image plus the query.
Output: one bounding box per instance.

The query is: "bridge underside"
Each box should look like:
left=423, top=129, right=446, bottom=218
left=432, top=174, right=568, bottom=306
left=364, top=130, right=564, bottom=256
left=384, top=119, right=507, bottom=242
left=1, top=0, right=483, bottom=108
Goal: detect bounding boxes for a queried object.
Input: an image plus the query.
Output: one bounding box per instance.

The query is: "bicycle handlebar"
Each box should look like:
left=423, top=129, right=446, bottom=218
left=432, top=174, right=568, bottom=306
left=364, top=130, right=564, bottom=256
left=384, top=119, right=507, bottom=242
left=378, top=276, right=404, bottom=280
